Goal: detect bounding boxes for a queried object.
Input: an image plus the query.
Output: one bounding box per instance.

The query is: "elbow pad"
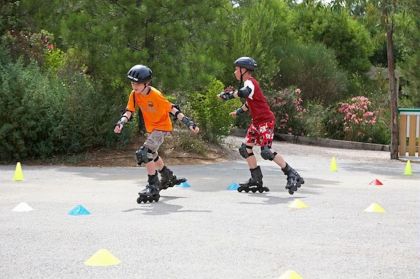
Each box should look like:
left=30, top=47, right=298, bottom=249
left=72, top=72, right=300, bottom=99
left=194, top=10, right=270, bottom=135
left=237, top=86, right=252, bottom=98
left=170, top=104, right=181, bottom=120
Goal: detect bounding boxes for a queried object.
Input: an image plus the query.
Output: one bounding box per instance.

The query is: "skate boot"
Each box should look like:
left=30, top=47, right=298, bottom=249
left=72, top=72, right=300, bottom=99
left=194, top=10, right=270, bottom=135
left=137, top=172, right=161, bottom=203
left=282, top=163, right=304, bottom=195
left=238, top=166, right=270, bottom=193
left=158, top=166, right=187, bottom=190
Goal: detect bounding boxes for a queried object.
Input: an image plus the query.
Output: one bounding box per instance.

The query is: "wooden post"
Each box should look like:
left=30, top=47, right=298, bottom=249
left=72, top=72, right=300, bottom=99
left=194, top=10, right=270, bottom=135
left=399, top=114, right=407, bottom=157
left=408, top=116, right=417, bottom=156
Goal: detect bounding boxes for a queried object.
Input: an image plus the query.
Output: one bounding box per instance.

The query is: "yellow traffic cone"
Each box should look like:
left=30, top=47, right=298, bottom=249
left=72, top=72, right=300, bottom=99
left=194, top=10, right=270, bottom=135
left=288, top=199, right=309, bottom=209
left=404, top=160, right=412, bottom=176
left=364, top=203, right=385, bottom=213
left=279, top=270, right=303, bottom=279
left=13, top=162, right=24, bottom=181
left=84, top=249, right=121, bottom=266
left=330, top=157, right=338, bottom=172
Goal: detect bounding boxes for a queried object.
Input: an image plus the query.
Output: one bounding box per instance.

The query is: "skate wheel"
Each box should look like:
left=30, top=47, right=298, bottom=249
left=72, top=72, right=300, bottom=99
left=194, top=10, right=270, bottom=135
left=237, top=187, right=243, bottom=193
left=136, top=197, right=142, bottom=204
left=288, top=189, right=294, bottom=195
left=251, top=188, right=257, bottom=193
left=258, top=188, right=264, bottom=193
left=244, top=189, right=250, bottom=193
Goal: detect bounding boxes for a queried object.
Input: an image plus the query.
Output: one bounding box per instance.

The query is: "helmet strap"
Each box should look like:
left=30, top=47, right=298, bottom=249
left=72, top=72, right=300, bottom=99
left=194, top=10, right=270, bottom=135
left=239, top=68, right=248, bottom=88
left=140, top=83, right=151, bottom=94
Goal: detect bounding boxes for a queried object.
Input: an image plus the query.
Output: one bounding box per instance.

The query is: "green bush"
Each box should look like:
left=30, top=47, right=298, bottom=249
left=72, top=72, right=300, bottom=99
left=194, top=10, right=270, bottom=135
left=272, top=42, right=348, bottom=104
left=0, top=58, right=57, bottom=160
left=189, top=79, right=241, bottom=143
left=0, top=46, right=123, bottom=161
left=302, top=101, right=327, bottom=138
left=169, top=130, right=207, bottom=156
left=323, top=105, right=346, bottom=140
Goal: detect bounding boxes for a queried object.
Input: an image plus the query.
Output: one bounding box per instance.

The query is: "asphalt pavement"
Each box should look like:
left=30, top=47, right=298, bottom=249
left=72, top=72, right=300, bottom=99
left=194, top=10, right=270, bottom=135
left=1, top=137, right=419, bottom=279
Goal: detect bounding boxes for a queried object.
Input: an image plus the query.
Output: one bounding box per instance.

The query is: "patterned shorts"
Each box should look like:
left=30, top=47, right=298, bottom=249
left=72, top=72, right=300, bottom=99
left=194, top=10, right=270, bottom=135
left=245, top=121, right=275, bottom=147
left=144, top=130, right=171, bottom=153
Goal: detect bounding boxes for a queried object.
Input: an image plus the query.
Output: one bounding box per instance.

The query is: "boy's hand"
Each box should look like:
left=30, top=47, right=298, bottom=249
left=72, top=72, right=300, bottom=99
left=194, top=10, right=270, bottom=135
left=114, top=123, right=123, bottom=134
left=114, top=119, right=126, bottom=134
left=218, top=91, right=235, bottom=101
left=229, top=111, right=237, bottom=118
left=218, top=85, right=236, bottom=100
left=224, top=85, right=235, bottom=93
left=190, top=125, right=200, bottom=134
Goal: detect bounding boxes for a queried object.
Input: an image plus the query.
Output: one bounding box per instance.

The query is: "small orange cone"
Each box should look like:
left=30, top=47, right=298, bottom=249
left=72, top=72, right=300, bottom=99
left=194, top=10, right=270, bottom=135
left=369, top=179, right=383, bottom=186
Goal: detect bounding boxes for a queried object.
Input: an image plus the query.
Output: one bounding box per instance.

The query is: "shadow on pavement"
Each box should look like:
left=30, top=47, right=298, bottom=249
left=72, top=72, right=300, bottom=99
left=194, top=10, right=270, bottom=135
left=121, top=196, right=212, bottom=216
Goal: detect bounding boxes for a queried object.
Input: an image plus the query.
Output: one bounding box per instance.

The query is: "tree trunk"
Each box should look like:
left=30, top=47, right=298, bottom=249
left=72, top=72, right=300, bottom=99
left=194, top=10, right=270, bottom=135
left=385, top=4, right=399, bottom=160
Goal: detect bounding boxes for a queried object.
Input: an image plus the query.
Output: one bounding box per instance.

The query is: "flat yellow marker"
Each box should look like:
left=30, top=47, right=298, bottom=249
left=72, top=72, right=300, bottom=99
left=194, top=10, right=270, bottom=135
left=364, top=203, right=385, bottom=213
left=288, top=199, right=309, bottom=209
left=279, top=270, right=303, bottom=279
left=84, top=249, right=121, bottom=266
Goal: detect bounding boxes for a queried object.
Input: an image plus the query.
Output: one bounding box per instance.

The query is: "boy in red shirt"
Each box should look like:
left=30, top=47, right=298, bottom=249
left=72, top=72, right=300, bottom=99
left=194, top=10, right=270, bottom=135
left=115, top=65, right=199, bottom=203
left=218, top=57, right=304, bottom=195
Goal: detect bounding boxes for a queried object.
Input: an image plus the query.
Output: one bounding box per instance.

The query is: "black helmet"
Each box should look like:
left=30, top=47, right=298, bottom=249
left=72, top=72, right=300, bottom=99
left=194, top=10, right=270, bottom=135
left=234, top=57, right=257, bottom=71
left=127, top=65, right=152, bottom=83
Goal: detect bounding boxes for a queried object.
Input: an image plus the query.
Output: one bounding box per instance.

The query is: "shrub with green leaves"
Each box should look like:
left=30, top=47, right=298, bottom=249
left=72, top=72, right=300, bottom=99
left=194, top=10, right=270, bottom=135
left=0, top=46, right=123, bottom=161
left=189, top=79, right=241, bottom=143
left=272, top=42, right=348, bottom=105
left=302, top=101, right=327, bottom=138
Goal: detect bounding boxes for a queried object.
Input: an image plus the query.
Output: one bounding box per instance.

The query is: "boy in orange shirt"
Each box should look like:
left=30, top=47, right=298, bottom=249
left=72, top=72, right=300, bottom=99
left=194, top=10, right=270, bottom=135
left=114, top=65, right=199, bottom=203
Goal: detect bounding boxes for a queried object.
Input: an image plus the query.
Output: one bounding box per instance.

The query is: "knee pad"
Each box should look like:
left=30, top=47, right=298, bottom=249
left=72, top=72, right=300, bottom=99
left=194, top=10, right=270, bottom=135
left=239, top=143, right=254, bottom=159
left=135, top=146, right=154, bottom=165
left=260, top=146, right=277, bottom=161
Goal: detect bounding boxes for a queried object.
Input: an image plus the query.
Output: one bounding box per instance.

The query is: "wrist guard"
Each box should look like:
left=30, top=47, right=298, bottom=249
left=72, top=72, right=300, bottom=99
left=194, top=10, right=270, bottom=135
left=181, top=116, right=196, bottom=129
left=115, top=115, right=129, bottom=128
left=236, top=107, right=245, bottom=115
